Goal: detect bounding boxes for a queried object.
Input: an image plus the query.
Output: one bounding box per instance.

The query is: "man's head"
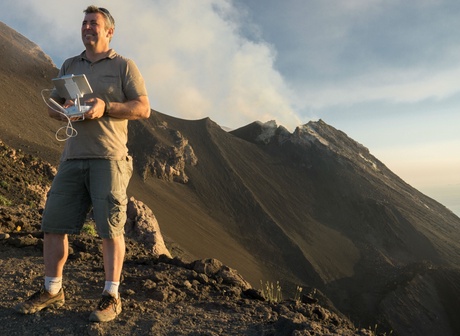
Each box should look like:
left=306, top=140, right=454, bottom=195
left=82, top=6, right=115, bottom=50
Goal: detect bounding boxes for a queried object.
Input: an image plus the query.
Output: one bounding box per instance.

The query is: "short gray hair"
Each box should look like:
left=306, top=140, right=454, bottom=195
left=83, top=5, right=115, bottom=30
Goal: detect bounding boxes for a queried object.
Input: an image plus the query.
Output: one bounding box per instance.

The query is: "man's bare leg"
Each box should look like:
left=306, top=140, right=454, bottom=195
left=102, top=235, right=125, bottom=282
left=44, top=233, right=68, bottom=277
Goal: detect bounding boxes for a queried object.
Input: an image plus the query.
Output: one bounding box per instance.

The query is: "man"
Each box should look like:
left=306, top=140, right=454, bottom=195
left=15, top=6, right=150, bottom=322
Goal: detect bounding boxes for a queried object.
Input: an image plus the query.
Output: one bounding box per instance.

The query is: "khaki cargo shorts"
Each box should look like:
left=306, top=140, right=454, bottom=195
left=41, top=157, right=133, bottom=239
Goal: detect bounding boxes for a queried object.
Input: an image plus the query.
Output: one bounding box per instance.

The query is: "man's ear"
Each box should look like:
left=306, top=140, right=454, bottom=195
left=106, top=27, right=114, bottom=39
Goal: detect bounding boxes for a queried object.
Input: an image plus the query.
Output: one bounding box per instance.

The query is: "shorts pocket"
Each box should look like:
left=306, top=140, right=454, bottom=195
left=108, top=191, right=128, bottom=227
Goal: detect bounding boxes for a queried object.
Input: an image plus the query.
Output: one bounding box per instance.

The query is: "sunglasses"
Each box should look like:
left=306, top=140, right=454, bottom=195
left=99, top=7, right=115, bottom=26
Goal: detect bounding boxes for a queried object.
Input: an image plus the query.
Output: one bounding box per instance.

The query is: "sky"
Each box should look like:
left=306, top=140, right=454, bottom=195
left=0, top=0, right=459, bottom=216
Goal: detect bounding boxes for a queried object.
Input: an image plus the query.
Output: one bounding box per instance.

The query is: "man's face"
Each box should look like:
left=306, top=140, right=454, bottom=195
left=81, top=12, right=113, bottom=49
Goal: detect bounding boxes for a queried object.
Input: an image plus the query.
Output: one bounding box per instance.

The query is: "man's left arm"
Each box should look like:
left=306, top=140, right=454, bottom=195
left=84, top=95, right=150, bottom=120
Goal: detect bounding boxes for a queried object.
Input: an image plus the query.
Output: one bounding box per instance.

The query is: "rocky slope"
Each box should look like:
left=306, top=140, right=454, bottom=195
left=0, top=140, right=372, bottom=335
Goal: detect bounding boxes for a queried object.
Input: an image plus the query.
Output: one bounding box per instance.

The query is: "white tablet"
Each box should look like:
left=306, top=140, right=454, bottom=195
left=52, top=74, right=93, bottom=100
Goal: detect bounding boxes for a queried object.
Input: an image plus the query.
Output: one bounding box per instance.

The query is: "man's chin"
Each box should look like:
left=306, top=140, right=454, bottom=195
left=82, top=38, right=95, bottom=46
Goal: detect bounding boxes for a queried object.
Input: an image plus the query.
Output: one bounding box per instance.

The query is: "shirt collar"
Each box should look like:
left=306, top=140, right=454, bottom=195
left=79, top=49, right=117, bottom=61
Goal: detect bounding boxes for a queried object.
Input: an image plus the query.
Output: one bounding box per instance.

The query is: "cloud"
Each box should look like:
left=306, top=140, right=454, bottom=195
left=299, top=65, right=460, bottom=111
left=233, top=0, right=460, bottom=116
left=0, top=0, right=302, bottom=131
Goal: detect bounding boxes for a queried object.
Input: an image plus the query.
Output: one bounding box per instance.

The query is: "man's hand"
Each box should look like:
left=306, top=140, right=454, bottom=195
left=48, top=99, right=77, bottom=121
left=83, top=97, right=105, bottom=119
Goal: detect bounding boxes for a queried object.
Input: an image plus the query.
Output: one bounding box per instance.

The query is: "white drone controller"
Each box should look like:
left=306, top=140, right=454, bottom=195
left=48, top=97, right=92, bottom=116
left=51, top=74, right=93, bottom=117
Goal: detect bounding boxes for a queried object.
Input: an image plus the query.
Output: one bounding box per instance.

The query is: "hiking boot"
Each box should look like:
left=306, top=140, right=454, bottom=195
left=15, top=288, right=65, bottom=314
left=89, top=291, right=122, bottom=322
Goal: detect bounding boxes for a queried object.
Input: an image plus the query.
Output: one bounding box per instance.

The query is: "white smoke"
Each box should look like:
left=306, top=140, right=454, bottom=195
left=0, top=0, right=302, bottom=130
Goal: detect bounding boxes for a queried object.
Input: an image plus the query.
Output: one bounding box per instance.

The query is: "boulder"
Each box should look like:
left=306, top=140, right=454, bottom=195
left=125, top=197, right=172, bottom=258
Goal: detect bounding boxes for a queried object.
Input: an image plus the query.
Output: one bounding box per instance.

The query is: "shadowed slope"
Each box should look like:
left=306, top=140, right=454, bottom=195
left=0, top=22, right=62, bottom=163
left=231, top=120, right=460, bottom=331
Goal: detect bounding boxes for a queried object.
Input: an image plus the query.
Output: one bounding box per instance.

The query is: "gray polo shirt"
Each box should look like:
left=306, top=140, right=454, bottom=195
left=51, top=49, right=148, bottom=161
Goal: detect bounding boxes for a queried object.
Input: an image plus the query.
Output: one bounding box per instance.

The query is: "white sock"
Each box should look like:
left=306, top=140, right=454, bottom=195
left=104, top=281, right=120, bottom=297
left=45, top=276, right=62, bottom=295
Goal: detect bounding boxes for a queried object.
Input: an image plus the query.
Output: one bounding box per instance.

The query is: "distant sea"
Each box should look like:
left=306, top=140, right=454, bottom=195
left=421, top=184, right=460, bottom=218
